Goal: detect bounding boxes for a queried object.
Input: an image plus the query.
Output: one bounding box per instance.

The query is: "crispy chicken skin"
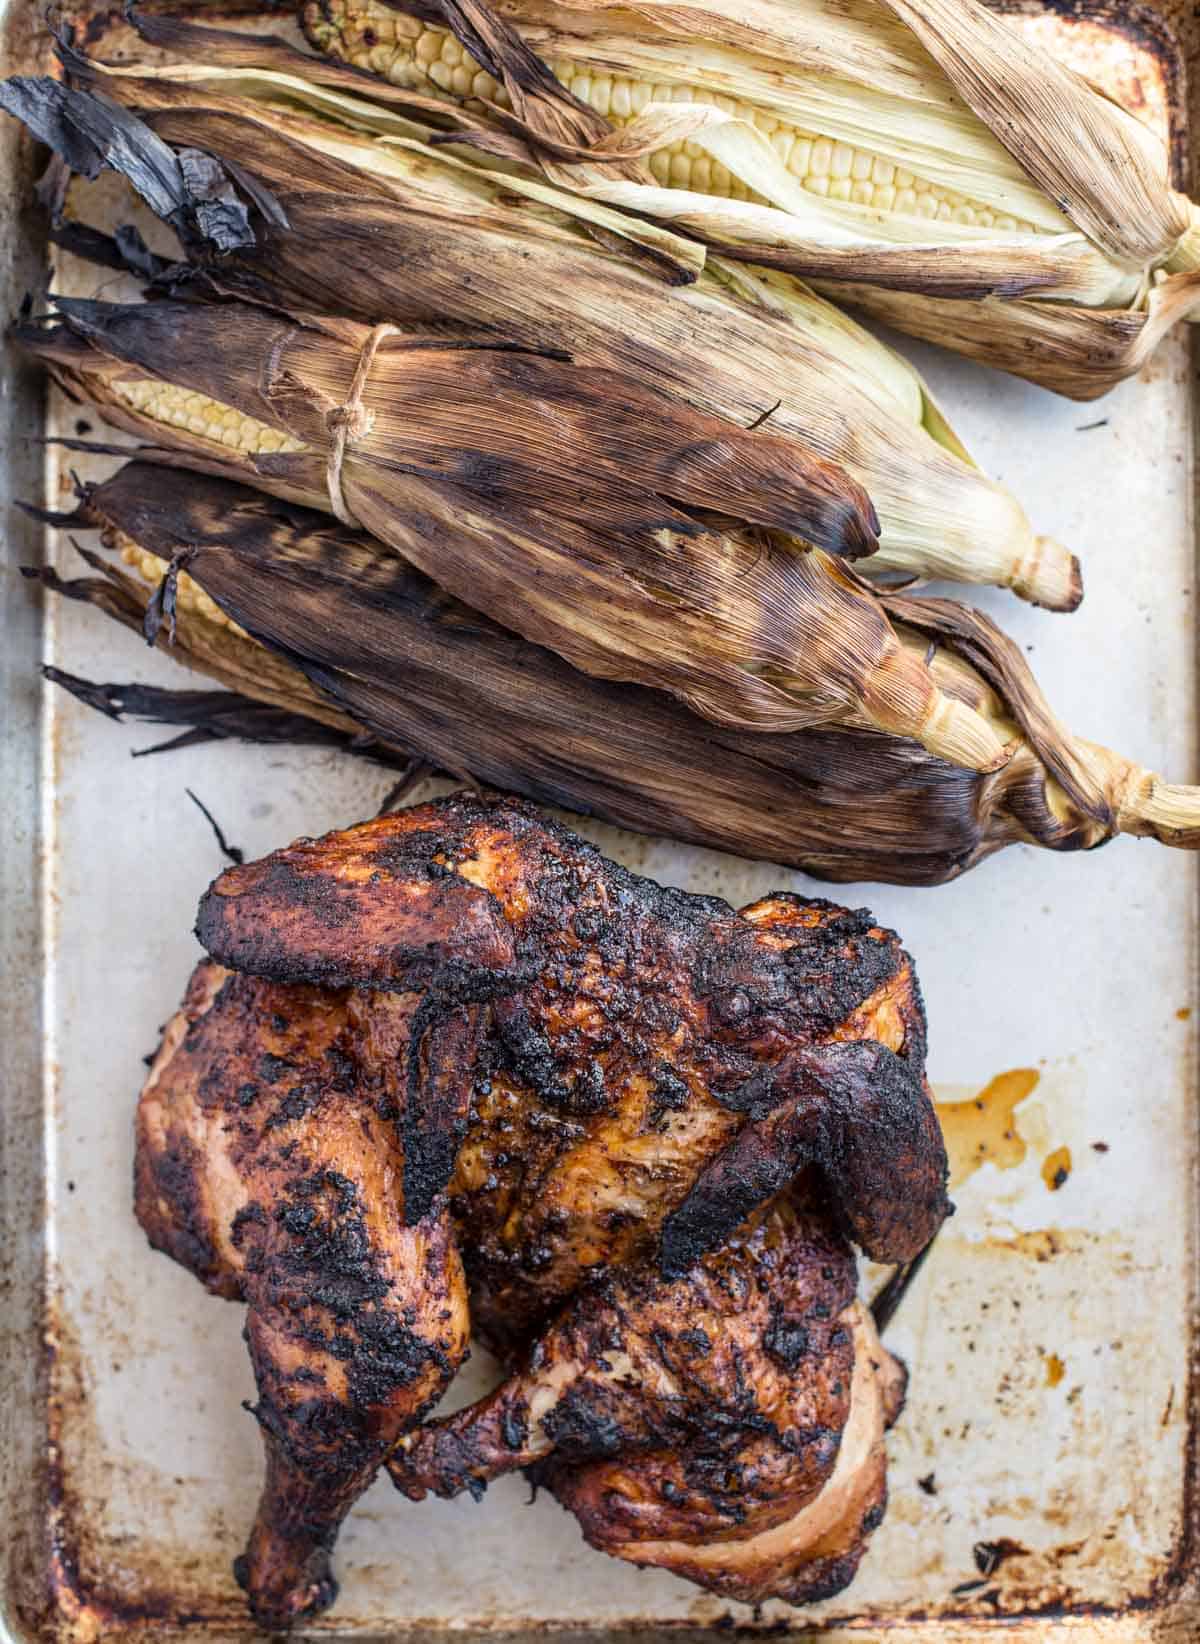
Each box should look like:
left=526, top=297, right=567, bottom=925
left=388, top=1188, right=905, bottom=1604
left=197, top=794, right=950, bottom=1354
left=138, top=795, right=945, bottom=1625
left=549, top=1300, right=906, bottom=1605
left=136, top=961, right=471, bottom=1630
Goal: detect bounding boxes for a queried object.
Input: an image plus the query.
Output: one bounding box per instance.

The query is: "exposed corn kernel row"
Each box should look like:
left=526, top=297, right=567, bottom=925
left=112, top=531, right=249, bottom=637
left=104, top=529, right=352, bottom=724
left=303, top=1, right=1037, bottom=229
left=111, top=380, right=306, bottom=456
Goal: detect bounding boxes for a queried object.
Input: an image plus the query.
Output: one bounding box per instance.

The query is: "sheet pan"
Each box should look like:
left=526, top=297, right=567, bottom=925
left=1, top=2, right=1197, bottom=1636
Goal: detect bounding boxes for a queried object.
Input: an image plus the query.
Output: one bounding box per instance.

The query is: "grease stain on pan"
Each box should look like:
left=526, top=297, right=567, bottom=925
left=879, top=1223, right=1188, bottom=1619
left=1044, top=1351, right=1067, bottom=1387
left=1042, top=1146, right=1073, bottom=1192
left=934, top=1069, right=1040, bottom=1189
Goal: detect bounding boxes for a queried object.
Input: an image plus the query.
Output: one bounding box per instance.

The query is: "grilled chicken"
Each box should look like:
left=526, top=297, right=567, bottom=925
left=388, top=1187, right=906, bottom=1604
left=138, top=794, right=946, bottom=1625
left=196, top=794, right=950, bottom=1355
left=545, top=1297, right=905, bottom=1604
left=135, top=961, right=471, bottom=1630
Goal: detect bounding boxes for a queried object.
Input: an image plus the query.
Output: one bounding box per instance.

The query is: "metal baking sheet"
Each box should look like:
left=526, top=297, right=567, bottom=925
left=1, top=1, right=1197, bottom=1637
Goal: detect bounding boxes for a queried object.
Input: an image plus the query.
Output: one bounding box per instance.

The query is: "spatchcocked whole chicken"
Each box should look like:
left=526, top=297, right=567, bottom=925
left=135, top=794, right=949, bottom=1629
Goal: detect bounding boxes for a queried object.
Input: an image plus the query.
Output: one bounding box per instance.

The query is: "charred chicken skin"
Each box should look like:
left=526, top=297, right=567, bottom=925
left=196, top=794, right=950, bottom=1355
left=135, top=961, right=471, bottom=1630
left=389, top=1186, right=907, bottom=1604
left=136, top=794, right=947, bottom=1626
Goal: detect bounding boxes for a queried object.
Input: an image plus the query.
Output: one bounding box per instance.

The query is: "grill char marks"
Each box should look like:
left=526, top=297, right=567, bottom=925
left=195, top=794, right=946, bottom=1352
left=150, top=793, right=944, bottom=1622
left=388, top=1190, right=904, bottom=1603
left=134, top=962, right=469, bottom=1631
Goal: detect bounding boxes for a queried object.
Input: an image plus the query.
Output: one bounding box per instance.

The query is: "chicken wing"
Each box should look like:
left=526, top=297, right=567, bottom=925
left=136, top=961, right=471, bottom=1629
left=387, top=1187, right=906, bottom=1604
left=196, top=794, right=950, bottom=1352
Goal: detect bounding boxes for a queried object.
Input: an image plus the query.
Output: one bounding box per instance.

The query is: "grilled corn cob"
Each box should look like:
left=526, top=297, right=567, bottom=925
left=309, top=1, right=1037, bottom=229
left=30, top=527, right=366, bottom=734
left=40, top=463, right=1200, bottom=883
left=0, top=65, right=1080, bottom=607
left=18, top=294, right=1025, bottom=771
left=302, top=0, right=1200, bottom=396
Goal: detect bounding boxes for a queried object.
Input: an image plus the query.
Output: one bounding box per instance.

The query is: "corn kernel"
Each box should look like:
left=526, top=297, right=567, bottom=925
left=790, top=138, right=813, bottom=180
left=318, top=10, right=1046, bottom=232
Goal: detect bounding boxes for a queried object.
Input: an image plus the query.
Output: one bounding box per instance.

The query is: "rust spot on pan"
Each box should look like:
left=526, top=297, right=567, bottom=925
left=25, top=1296, right=247, bottom=1641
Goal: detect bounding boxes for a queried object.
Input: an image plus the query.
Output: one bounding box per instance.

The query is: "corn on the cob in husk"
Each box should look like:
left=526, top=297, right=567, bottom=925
left=298, top=0, right=1200, bottom=397
left=0, top=63, right=1080, bottom=609
left=36, top=462, right=1200, bottom=883
left=19, top=294, right=1029, bottom=771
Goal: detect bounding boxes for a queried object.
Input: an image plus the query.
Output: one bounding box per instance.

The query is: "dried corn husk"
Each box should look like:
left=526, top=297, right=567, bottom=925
left=0, top=62, right=1081, bottom=607
left=39, top=463, right=1200, bottom=883
left=18, top=295, right=1025, bottom=770
left=299, top=0, right=1200, bottom=396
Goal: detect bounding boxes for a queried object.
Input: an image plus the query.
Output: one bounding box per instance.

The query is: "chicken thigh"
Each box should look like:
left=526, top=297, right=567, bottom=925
left=136, top=960, right=471, bottom=1629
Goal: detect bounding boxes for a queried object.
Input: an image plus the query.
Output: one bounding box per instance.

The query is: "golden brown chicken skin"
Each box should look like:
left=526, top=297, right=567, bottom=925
left=387, top=1187, right=906, bottom=1604
left=197, top=795, right=949, bottom=1354
left=136, top=961, right=471, bottom=1630
left=549, top=1299, right=906, bottom=1605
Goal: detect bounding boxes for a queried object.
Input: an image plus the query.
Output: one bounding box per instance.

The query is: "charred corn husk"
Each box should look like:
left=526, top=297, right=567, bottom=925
left=28, top=529, right=368, bottom=736
left=0, top=68, right=1080, bottom=609
left=301, top=0, right=1200, bottom=397
left=41, top=463, right=1200, bottom=884
left=17, top=294, right=1024, bottom=771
